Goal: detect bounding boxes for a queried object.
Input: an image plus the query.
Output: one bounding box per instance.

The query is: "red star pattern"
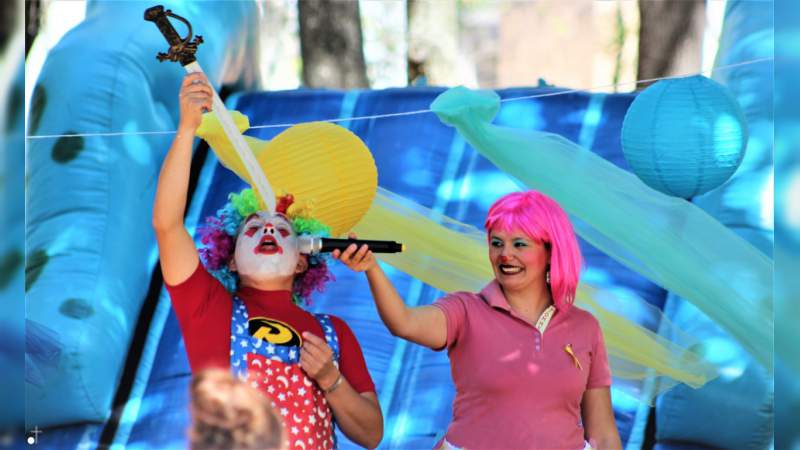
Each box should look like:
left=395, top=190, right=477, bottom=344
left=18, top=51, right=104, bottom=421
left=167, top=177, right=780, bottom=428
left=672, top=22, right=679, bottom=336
left=248, top=354, right=334, bottom=450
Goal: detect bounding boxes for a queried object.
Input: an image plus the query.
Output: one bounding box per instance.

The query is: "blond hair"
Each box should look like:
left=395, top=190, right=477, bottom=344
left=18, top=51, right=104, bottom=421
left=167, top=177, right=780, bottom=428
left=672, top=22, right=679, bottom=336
left=189, top=369, right=284, bottom=450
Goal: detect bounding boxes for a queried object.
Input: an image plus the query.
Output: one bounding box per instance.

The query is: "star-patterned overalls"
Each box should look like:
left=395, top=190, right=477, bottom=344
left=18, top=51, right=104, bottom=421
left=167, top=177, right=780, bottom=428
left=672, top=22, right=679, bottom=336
left=230, top=295, right=341, bottom=450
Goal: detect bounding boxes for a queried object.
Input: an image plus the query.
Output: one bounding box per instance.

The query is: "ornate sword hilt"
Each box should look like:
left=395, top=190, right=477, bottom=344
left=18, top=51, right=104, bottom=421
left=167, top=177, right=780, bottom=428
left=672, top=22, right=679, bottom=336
left=144, top=5, right=203, bottom=65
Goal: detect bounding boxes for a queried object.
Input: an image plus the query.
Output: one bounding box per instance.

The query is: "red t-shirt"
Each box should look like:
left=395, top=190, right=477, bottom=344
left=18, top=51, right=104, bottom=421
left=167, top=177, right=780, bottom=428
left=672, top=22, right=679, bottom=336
left=165, top=261, right=375, bottom=394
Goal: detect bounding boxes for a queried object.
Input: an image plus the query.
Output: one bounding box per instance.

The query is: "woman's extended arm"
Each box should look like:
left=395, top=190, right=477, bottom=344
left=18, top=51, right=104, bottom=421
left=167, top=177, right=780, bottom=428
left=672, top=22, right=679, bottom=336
left=334, top=235, right=448, bottom=350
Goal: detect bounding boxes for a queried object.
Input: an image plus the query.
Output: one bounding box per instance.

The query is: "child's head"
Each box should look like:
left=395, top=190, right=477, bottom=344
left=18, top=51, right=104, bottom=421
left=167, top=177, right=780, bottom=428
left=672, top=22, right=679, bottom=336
left=189, top=368, right=284, bottom=450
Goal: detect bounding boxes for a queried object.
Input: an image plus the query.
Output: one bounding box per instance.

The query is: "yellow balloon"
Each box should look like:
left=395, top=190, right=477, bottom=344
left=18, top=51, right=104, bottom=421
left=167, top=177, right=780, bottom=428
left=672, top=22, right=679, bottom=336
left=197, top=111, right=377, bottom=237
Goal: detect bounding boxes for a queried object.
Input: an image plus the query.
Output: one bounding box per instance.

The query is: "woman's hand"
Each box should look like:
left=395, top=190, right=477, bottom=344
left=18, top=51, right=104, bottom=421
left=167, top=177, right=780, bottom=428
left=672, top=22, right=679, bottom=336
left=300, top=332, right=340, bottom=390
left=178, top=72, right=213, bottom=133
left=333, top=232, right=378, bottom=273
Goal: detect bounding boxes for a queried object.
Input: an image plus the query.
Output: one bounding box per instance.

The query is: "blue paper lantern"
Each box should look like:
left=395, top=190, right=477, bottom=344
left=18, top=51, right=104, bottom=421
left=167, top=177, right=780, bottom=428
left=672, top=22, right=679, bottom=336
left=621, top=75, right=748, bottom=198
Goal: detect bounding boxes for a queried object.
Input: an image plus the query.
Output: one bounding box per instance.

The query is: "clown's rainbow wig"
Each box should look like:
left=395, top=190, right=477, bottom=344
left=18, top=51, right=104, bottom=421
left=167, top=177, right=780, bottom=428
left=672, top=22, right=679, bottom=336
left=484, top=190, right=582, bottom=311
left=198, top=189, right=333, bottom=304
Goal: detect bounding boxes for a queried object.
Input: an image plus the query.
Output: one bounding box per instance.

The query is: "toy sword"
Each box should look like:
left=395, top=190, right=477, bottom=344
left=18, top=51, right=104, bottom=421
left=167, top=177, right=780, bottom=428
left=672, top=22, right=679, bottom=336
left=144, top=5, right=277, bottom=212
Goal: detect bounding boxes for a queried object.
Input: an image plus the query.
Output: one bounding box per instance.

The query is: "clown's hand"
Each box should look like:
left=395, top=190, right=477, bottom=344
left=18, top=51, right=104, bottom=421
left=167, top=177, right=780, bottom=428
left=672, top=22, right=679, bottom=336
left=178, top=73, right=212, bottom=133
left=332, top=232, right=378, bottom=272
left=300, top=332, right=340, bottom=390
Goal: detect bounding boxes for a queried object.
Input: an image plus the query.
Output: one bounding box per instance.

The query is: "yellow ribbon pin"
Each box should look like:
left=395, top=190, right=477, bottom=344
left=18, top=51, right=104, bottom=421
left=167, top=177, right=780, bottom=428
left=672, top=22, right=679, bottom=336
left=564, top=344, right=583, bottom=371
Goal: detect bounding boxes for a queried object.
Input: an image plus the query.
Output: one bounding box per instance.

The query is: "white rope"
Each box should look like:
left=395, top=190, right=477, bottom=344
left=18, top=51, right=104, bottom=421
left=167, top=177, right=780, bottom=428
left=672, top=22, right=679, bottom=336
left=26, top=129, right=177, bottom=139
left=25, top=56, right=772, bottom=140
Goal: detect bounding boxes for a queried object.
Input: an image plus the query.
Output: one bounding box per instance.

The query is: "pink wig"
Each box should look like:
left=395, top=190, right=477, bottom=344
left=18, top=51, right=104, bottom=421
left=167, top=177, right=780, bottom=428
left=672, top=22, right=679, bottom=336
left=484, top=191, right=582, bottom=310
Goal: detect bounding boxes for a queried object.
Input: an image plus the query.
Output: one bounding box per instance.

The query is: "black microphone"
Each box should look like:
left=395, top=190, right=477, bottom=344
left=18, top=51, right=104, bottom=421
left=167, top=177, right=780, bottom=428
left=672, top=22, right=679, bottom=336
left=298, top=236, right=404, bottom=254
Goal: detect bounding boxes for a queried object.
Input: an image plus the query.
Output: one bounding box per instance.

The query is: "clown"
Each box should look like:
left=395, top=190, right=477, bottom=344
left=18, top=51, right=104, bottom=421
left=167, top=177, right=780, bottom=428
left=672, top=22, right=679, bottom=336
left=153, top=72, right=383, bottom=450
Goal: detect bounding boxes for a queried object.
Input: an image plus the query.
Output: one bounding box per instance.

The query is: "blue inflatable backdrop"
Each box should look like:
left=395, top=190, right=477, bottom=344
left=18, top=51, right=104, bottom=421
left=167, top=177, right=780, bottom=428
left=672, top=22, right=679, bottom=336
left=25, top=0, right=260, bottom=428
left=23, top=1, right=773, bottom=449
left=1, top=60, right=25, bottom=433
left=654, top=2, right=773, bottom=450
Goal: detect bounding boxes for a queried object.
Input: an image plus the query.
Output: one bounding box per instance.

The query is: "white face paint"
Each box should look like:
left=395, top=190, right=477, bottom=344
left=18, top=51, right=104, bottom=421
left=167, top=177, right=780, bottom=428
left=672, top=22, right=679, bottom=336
left=233, top=212, right=299, bottom=282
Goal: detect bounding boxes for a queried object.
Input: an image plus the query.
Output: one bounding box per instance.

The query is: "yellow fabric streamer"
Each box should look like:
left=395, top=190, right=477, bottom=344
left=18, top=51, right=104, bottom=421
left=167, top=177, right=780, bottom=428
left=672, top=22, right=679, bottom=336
left=197, top=111, right=377, bottom=237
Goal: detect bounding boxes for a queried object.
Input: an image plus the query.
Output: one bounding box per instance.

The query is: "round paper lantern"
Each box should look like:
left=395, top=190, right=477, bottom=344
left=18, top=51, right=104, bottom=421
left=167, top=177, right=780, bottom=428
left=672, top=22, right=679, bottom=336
left=621, top=75, right=748, bottom=198
left=197, top=111, right=377, bottom=237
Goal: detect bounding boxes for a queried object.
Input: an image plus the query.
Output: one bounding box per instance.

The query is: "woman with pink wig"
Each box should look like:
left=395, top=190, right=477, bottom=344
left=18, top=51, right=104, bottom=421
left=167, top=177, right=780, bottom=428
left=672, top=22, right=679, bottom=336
left=337, top=190, right=620, bottom=450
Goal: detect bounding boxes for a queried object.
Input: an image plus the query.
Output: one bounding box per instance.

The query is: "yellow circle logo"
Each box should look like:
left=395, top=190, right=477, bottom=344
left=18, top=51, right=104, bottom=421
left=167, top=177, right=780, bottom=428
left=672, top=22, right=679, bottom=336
left=248, top=317, right=301, bottom=347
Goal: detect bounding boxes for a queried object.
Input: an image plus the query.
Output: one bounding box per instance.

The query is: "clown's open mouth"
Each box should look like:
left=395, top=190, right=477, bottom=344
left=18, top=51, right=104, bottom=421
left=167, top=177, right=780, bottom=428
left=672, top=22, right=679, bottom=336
left=254, top=235, right=284, bottom=255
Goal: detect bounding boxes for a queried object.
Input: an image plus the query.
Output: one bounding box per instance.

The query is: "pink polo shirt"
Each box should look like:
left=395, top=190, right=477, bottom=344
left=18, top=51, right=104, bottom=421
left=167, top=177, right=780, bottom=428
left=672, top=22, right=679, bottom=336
left=431, top=280, right=612, bottom=450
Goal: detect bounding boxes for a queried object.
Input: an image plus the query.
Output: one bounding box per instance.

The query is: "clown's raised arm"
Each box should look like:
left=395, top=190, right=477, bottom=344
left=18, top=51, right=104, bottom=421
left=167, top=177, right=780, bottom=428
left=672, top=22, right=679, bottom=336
left=152, top=72, right=212, bottom=285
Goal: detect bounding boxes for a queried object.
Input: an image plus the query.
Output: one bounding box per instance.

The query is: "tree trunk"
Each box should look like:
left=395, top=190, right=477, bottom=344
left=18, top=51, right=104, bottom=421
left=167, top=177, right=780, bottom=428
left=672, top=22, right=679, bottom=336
left=1, top=0, right=20, bottom=55
left=298, top=0, right=368, bottom=88
left=25, top=0, right=40, bottom=56
left=406, top=0, right=461, bottom=86
left=407, top=0, right=424, bottom=85
left=637, top=0, right=705, bottom=88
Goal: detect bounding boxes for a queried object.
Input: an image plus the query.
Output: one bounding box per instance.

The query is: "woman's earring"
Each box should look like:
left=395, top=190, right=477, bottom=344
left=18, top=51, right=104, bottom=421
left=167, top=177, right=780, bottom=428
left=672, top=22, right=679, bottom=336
left=546, top=270, right=551, bottom=284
